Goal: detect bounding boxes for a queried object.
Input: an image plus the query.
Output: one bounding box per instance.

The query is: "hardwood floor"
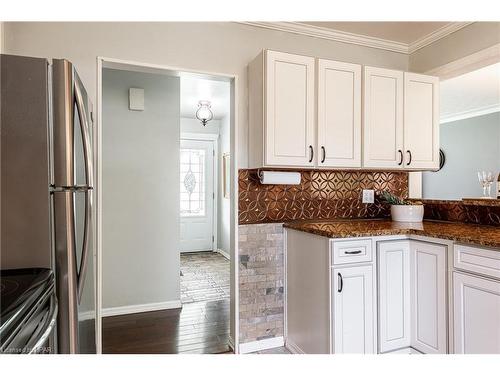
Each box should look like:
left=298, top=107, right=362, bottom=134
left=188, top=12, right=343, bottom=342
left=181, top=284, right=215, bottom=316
left=103, top=252, right=231, bottom=354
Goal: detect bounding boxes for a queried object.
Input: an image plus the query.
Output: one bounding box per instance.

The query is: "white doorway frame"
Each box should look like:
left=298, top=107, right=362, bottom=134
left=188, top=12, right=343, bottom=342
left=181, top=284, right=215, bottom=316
left=96, top=56, right=239, bottom=354
left=180, top=132, right=219, bottom=253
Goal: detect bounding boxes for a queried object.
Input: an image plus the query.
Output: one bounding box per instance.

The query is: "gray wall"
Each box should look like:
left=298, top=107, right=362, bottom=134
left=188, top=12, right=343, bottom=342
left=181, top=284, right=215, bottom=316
left=423, top=112, right=500, bottom=200
left=409, top=22, right=500, bottom=73
left=102, top=68, right=180, bottom=309
left=3, top=21, right=409, bottom=168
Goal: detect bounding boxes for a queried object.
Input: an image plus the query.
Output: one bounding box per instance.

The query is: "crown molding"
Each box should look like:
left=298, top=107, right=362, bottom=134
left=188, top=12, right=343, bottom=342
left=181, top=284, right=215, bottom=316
left=238, top=22, right=409, bottom=54
left=408, top=22, right=474, bottom=54
left=440, top=103, right=500, bottom=124
left=238, top=22, right=475, bottom=55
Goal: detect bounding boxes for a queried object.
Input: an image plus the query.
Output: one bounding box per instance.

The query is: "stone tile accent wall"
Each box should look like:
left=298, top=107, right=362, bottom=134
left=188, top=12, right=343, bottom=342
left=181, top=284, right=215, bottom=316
left=238, top=223, right=284, bottom=344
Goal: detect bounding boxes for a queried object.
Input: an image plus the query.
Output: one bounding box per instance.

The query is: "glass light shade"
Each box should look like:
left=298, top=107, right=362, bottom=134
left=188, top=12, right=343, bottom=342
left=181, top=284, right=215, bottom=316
left=195, top=100, right=213, bottom=126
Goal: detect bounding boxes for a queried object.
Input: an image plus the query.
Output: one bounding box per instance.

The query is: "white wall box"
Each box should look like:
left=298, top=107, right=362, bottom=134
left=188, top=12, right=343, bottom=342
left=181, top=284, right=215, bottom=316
left=248, top=50, right=316, bottom=168
left=317, top=59, right=362, bottom=168
left=453, top=272, right=500, bottom=354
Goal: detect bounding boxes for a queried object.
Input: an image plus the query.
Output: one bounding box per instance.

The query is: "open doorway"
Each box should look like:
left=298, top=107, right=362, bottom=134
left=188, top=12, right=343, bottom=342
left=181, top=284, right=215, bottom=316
left=98, top=60, right=234, bottom=354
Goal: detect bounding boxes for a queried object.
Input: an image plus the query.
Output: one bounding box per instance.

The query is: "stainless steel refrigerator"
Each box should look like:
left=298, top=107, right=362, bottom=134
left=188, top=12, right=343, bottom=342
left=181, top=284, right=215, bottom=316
left=1, top=54, right=96, bottom=354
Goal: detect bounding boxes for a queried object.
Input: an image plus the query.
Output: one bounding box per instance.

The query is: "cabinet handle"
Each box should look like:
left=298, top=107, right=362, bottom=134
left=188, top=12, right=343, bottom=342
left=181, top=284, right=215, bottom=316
left=398, top=150, right=403, bottom=166
left=321, top=146, right=326, bottom=163
left=344, top=250, right=362, bottom=255
left=337, top=273, right=343, bottom=293
left=309, top=145, right=314, bottom=163
left=406, top=150, right=412, bottom=166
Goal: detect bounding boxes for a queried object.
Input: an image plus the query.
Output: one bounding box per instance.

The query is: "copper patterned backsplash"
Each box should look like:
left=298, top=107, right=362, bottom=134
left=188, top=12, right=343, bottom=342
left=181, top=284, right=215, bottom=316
left=238, top=169, right=408, bottom=224
left=421, top=200, right=500, bottom=226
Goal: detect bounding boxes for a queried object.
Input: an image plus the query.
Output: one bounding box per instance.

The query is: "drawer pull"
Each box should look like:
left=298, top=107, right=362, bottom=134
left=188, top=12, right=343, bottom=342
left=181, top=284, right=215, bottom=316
left=338, top=273, right=343, bottom=293
left=344, top=250, right=362, bottom=255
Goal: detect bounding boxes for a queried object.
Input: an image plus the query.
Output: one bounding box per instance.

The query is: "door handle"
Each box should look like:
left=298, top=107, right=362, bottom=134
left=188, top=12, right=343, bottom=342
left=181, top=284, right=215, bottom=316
left=398, top=150, right=403, bottom=165
left=309, top=145, right=314, bottom=163
left=321, top=146, right=326, bottom=163
left=74, top=74, right=94, bottom=188
left=344, top=250, right=362, bottom=255
left=338, top=273, right=343, bottom=293
left=406, top=150, right=412, bottom=166
left=77, top=189, right=93, bottom=302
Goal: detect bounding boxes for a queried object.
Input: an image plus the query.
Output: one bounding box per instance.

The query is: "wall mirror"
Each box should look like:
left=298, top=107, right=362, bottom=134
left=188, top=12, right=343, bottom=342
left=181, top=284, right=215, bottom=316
left=422, top=62, right=500, bottom=202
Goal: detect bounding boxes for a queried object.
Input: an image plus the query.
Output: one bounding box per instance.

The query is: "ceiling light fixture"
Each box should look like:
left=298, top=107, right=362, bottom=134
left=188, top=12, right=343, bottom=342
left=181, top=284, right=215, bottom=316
left=195, top=100, right=213, bottom=126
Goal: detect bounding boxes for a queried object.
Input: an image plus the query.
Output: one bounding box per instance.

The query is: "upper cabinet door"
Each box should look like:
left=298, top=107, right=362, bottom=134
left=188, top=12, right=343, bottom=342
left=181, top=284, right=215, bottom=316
left=317, top=59, right=361, bottom=168
left=404, top=73, right=439, bottom=170
left=265, top=50, right=316, bottom=167
left=363, top=67, right=404, bottom=169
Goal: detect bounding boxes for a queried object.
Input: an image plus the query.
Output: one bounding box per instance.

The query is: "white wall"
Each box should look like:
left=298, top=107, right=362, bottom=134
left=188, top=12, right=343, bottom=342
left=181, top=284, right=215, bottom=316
left=2, top=22, right=408, bottom=167
left=218, top=114, right=230, bottom=257
left=422, top=112, right=500, bottom=200
left=181, top=117, right=220, bottom=135
left=102, top=68, right=180, bottom=309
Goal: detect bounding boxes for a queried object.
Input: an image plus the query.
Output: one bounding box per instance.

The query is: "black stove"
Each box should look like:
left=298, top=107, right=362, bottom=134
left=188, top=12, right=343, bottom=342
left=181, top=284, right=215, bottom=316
left=0, top=268, right=55, bottom=353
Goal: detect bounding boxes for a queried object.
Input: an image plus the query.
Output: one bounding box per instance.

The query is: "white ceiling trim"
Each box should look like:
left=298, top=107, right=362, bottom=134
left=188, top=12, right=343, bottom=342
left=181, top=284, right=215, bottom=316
left=239, top=22, right=474, bottom=55
left=408, top=22, right=474, bottom=54
left=239, top=21, right=408, bottom=54
left=440, top=103, right=500, bottom=124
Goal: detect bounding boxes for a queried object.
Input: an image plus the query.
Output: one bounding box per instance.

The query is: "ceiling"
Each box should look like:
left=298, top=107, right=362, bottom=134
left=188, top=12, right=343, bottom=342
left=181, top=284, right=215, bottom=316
left=300, top=22, right=451, bottom=44
left=180, top=76, right=230, bottom=120
left=440, top=62, right=500, bottom=123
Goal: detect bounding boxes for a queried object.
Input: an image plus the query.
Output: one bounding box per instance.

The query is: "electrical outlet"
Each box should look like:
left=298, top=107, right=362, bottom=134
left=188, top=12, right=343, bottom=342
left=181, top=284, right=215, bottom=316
left=362, top=189, right=375, bottom=204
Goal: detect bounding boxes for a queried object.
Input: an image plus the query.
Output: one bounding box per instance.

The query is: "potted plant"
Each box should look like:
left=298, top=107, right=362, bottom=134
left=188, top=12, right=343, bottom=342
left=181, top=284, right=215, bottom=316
left=380, top=191, right=424, bottom=222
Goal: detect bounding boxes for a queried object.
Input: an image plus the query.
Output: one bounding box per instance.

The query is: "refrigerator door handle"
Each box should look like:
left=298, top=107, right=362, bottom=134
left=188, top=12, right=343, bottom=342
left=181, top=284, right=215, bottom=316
left=74, top=75, right=94, bottom=188
left=77, top=189, right=92, bottom=302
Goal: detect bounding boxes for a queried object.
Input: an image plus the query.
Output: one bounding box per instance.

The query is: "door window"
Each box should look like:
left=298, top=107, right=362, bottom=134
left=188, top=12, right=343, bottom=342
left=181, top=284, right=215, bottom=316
left=180, top=148, right=206, bottom=217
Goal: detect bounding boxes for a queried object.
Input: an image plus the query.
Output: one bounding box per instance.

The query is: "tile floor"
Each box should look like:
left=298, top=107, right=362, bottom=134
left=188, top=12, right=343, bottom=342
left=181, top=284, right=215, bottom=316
left=180, top=252, right=230, bottom=304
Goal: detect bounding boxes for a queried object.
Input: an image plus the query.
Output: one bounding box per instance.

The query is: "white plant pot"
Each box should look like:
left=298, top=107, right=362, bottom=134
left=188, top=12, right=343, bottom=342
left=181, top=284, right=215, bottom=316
left=390, top=205, right=424, bottom=222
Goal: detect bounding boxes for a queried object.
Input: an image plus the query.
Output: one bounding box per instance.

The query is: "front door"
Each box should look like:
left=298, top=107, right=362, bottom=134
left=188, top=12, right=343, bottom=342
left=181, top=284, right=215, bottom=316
left=180, top=139, right=215, bottom=252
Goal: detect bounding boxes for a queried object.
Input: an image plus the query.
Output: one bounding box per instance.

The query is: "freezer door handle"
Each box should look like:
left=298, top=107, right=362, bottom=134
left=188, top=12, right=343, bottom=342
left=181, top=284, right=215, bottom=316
left=74, top=73, right=94, bottom=188
left=77, top=189, right=92, bottom=302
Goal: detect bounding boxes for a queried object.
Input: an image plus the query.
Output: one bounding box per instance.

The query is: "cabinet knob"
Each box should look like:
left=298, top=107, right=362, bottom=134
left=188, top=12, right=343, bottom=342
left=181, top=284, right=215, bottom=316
left=398, top=150, right=403, bottom=166
left=309, top=145, right=314, bottom=163
left=321, top=146, right=326, bottom=163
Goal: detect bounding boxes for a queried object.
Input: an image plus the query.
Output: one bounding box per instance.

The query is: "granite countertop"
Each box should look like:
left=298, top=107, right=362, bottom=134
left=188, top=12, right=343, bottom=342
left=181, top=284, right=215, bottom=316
left=283, top=219, right=500, bottom=249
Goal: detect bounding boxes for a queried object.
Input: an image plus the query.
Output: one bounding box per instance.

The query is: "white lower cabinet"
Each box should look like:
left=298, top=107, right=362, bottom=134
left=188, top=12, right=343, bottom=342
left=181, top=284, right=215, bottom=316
left=377, top=239, right=447, bottom=354
left=453, top=272, right=500, bottom=354
left=332, top=265, right=376, bottom=353
left=410, top=241, right=447, bottom=354
left=377, top=241, right=411, bottom=352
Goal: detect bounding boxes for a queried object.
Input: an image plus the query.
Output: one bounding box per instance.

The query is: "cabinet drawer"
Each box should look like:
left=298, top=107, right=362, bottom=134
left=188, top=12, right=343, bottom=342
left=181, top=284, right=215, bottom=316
left=331, top=239, right=372, bottom=265
left=454, top=244, right=500, bottom=280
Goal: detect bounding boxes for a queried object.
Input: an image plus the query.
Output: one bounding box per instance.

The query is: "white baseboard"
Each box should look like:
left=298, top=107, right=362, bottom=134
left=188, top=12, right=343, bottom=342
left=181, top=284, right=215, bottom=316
left=215, top=248, right=230, bottom=260
left=239, top=336, right=284, bottom=354
left=285, top=338, right=304, bottom=354
left=382, top=347, right=423, bottom=354
left=101, top=300, right=182, bottom=317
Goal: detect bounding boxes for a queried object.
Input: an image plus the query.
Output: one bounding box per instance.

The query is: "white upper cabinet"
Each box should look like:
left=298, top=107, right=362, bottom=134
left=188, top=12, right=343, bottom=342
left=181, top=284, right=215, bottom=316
left=249, top=50, right=439, bottom=170
left=317, top=59, right=362, bottom=168
left=404, top=73, right=439, bottom=169
left=363, top=67, right=404, bottom=169
left=248, top=50, right=315, bottom=168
